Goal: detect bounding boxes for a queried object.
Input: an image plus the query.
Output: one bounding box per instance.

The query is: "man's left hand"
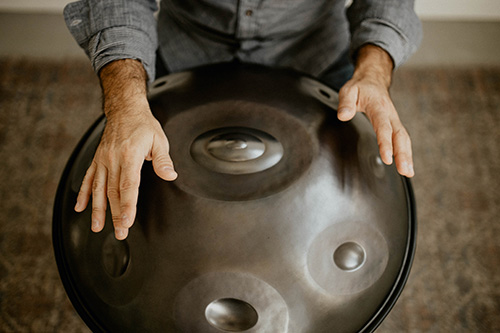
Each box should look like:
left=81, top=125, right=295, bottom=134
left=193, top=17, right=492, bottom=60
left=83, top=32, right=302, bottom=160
left=337, top=44, right=414, bottom=178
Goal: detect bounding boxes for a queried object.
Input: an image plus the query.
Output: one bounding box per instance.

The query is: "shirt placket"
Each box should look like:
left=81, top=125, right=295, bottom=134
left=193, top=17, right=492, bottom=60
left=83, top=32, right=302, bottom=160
left=236, top=0, right=260, bottom=40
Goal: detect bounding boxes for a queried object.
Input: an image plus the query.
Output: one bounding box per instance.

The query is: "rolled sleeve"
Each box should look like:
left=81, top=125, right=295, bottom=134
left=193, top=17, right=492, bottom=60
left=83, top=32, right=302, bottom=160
left=347, top=0, right=422, bottom=68
left=64, top=0, right=158, bottom=82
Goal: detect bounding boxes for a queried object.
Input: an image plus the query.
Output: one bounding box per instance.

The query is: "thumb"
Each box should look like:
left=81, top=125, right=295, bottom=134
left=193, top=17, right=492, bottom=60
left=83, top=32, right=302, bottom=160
left=151, top=135, right=178, bottom=181
left=337, top=84, right=358, bottom=121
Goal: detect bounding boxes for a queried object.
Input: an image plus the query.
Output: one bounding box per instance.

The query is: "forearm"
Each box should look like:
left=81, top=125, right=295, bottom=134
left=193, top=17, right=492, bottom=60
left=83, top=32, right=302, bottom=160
left=99, top=59, right=150, bottom=119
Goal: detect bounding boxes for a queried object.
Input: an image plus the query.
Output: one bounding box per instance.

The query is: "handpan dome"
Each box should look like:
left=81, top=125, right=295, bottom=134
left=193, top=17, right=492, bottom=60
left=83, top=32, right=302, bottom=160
left=53, top=63, right=416, bottom=332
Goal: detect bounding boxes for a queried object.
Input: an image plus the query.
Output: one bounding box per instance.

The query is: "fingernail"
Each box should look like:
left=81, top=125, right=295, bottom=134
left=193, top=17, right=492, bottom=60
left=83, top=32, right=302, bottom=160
left=165, top=167, right=178, bottom=178
left=166, top=167, right=177, bottom=175
left=401, top=161, right=413, bottom=176
left=383, top=153, right=393, bottom=165
left=337, top=108, right=350, bottom=119
left=409, top=163, right=415, bottom=176
left=91, top=219, right=100, bottom=232
left=164, top=165, right=176, bottom=171
left=121, top=214, right=130, bottom=227
left=115, top=228, right=127, bottom=240
left=402, top=164, right=408, bottom=175
left=74, top=201, right=82, bottom=212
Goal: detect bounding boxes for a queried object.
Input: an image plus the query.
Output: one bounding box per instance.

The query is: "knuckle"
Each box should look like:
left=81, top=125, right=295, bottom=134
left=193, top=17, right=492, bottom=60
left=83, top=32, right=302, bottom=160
left=122, top=143, right=140, bottom=156
left=120, top=200, right=135, bottom=211
left=394, top=127, right=409, bottom=138
left=155, top=155, right=173, bottom=168
left=92, top=179, right=105, bottom=193
left=339, top=83, right=353, bottom=94
left=380, top=122, right=393, bottom=132
left=95, top=147, right=114, bottom=163
left=82, top=168, right=94, bottom=184
left=117, top=146, right=132, bottom=159
left=396, top=151, right=411, bottom=160
left=393, top=128, right=411, bottom=144
left=120, top=178, right=139, bottom=192
left=111, top=214, right=122, bottom=226
left=77, top=188, right=89, bottom=200
left=79, top=177, right=92, bottom=191
left=107, top=186, right=120, bottom=198
left=92, top=206, right=105, bottom=215
left=104, top=151, right=116, bottom=164
left=120, top=201, right=134, bottom=211
left=375, top=124, right=392, bottom=139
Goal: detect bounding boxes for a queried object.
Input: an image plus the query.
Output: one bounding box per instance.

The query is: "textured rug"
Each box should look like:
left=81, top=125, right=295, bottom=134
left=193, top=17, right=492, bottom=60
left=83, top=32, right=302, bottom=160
left=0, top=58, right=498, bottom=332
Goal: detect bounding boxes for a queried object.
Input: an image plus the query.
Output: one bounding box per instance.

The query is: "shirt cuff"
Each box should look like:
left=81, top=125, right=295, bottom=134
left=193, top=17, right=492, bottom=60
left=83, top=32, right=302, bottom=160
left=350, top=18, right=419, bottom=68
left=63, top=0, right=158, bottom=83
left=87, top=27, right=157, bottom=83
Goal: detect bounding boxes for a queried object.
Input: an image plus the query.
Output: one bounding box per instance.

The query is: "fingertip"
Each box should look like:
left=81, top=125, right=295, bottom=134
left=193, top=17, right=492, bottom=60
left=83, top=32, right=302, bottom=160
left=165, top=168, right=178, bottom=180
left=152, top=150, right=177, bottom=181
left=75, top=192, right=90, bottom=212
left=91, top=219, right=103, bottom=233
left=401, top=161, right=415, bottom=178
left=156, top=165, right=178, bottom=181
left=407, top=168, right=415, bottom=178
left=74, top=201, right=84, bottom=212
left=337, top=108, right=355, bottom=122
left=407, top=160, right=415, bottom=177
left=120, top=213, right=135, bottom=229
left=381, top=151, right=393, bottom=165
left=115, top=227, right=128, bottom=240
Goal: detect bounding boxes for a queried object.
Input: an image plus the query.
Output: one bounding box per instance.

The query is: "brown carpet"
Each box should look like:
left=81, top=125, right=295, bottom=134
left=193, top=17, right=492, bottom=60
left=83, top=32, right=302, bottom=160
left=0, top=58, right=499, bottom=332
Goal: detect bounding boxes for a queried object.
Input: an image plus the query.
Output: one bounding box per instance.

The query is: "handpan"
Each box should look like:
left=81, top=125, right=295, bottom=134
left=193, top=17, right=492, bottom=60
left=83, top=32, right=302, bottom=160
left=53, top=63, right=416, bottom=332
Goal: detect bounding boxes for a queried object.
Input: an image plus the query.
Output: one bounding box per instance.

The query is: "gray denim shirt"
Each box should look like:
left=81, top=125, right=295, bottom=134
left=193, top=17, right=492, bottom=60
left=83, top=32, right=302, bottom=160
left=64, top=0, right=422, bottom=84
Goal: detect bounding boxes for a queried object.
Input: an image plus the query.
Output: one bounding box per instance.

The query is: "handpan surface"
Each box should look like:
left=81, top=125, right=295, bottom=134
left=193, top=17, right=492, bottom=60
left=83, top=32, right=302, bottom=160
left=53, top=63, right=416, bottom=333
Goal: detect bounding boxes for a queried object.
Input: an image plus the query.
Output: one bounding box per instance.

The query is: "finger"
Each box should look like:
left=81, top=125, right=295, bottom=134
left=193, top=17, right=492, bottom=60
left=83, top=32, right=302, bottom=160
left=114, top=227, right=129, bottom=241
left=75, top=161, right=97, bottom=212
left=119, top=161, right=142, bottom=229
left=91, top=165, right=108, bottom=233
left=151, top=134, right=178, bottom=181
left=106, top=162, right=123, bottom=235
left=392, top=124, right=415, bottom=177
left=337, top=84, right=359, bottom=121
left=369, top=112, right=394, bottom=165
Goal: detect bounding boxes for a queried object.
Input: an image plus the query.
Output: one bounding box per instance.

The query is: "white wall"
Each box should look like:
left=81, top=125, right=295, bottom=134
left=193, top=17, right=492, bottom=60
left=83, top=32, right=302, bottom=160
left=415, top=0, right=500, bottom=21
left=1, top=0, right=500, bottom=20
left=1, top=0, right=499, bottom=65
left=0, top=0, right=68, bottom=13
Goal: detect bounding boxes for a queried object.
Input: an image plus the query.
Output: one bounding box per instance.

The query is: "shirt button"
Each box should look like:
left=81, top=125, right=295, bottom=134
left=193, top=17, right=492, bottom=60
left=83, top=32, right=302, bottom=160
left=70, top=19, right=82, bottom=26
left=245, top=9, right=253, bottom=16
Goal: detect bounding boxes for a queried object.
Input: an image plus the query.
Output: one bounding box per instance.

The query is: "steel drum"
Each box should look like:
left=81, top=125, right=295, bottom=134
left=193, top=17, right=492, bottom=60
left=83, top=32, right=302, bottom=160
left=53, top=63, right=416, bottom=332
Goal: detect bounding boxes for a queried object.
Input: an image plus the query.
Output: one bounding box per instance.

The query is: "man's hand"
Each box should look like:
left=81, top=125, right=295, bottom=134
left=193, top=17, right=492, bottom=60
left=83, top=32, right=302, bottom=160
left=74, top=59, right=177, bottom=240
left=337, top=44, right=414, bottom=177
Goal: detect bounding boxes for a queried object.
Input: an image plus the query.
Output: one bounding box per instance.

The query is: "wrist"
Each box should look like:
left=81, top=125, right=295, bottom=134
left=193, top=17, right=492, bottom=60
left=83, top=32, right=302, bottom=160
left=99, top=59, right=150, bottom=118
left=352, top=44, right=394, bottom=88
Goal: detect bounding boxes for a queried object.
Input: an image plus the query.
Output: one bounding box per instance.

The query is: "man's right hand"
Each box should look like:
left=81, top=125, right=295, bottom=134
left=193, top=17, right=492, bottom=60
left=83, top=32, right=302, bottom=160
left=74, top=59, right=177, bottom=240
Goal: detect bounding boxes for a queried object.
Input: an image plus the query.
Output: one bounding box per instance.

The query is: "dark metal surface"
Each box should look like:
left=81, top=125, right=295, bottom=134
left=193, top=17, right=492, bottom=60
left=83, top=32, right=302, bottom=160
left=53, top=63, right=416, bottom=332
left=190, top=127, right=284, bottom=175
